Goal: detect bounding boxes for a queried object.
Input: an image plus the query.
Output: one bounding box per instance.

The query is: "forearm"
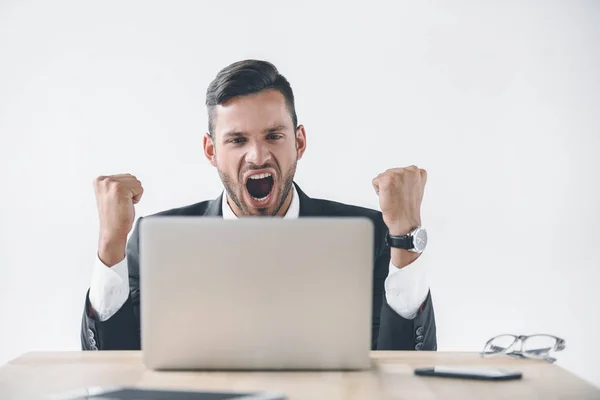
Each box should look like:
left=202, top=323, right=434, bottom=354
left=98, top=235, right=127, bottom=267
left=83, top=246, right=138, bottom=350
left=89, top=255, right=130, bottom=321
left=390, top=248, right=420, bottom=269
left=385, top=255, right=429, bottom=319
left=387, top=220, right=421, bottom=269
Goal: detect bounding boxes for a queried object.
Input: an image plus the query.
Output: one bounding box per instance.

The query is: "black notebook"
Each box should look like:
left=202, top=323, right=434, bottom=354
left=50, top=386, right=286, bottom=400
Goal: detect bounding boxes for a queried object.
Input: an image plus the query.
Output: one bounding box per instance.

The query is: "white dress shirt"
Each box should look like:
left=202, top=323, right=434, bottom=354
left=89, top=186, right=429, bottom=322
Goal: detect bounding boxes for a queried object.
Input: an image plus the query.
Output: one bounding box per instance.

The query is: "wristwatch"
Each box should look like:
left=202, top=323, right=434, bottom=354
left=385, top=226, right=428, bottom=253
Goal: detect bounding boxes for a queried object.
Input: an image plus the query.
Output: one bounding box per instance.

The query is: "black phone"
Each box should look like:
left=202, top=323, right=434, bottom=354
left=414, top=366, right=523, bottom=381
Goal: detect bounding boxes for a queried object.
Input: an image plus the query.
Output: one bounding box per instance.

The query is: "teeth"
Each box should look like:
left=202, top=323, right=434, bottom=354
left=249, top=173, right=272, bottom=180
left=252, top=195, right=269, bottom=202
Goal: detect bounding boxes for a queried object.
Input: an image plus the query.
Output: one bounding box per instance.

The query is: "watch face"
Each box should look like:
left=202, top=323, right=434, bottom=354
left=413, top=227, right=428, bottom=253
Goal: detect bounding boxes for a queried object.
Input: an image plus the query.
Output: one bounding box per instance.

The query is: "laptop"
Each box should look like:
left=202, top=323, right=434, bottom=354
left=139, top=217, right=374, bottom=371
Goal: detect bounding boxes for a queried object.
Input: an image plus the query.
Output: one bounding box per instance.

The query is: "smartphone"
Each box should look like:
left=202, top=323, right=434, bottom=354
left=414, top=366, right=523, bottom=381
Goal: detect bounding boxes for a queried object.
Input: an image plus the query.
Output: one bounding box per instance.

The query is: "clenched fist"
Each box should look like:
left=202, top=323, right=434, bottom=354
left=94, top=173, right=144, bottom=267
left=372, top=166, right=427, bottom=236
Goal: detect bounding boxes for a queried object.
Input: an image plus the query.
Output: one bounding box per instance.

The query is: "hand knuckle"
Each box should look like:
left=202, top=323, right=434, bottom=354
left=381, top=176, right=395, bottom=186
left=107, top=180, right=121, bottom=191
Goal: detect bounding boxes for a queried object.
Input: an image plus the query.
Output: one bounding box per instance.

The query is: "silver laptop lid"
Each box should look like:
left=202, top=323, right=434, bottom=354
left=140, top=217, right=374, bottom=370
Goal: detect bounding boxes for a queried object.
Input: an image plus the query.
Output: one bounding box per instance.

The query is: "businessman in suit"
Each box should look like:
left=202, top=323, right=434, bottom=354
left=81, top=59, right=437, bottom=352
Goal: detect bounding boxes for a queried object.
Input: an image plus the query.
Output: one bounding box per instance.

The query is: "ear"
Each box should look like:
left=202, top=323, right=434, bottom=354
left=295, top=125, right=307, bottom=160
left=203, top=133, right=217, bottom=167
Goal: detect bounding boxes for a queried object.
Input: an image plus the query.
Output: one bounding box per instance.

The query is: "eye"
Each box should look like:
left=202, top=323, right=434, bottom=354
left=267, top=134, right=283, bottom=140
left=229, top=137, right=247, bottom=144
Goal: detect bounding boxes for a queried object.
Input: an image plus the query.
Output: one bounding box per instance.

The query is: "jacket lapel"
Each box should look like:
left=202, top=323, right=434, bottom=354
left=204, top=192, right=224, bottom=217
left=295, top=183, right=319, bottom=217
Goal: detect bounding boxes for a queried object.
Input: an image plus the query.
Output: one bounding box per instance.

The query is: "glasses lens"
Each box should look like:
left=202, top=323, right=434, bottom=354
left=523, top=335, right=558, bottom=358
left=484, top=335, right=516, bottom=355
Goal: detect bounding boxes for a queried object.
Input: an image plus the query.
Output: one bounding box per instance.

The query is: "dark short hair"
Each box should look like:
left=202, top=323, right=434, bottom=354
left=205, top=59, right=298, bottom=136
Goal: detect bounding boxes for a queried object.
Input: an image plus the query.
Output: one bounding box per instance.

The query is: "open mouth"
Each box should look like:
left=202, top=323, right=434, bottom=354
left=245, top=173, right=274, bottom=203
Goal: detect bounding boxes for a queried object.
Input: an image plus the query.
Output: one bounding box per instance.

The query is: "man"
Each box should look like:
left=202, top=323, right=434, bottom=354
left=81, top=59, right=436, bottom=351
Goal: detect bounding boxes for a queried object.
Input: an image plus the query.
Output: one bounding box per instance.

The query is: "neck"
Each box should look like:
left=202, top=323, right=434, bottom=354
left=275, top=187, right=294, bottom=216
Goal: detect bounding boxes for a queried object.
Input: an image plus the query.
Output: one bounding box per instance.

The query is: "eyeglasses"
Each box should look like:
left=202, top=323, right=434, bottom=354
left=481, top=334, right=566, bottom=363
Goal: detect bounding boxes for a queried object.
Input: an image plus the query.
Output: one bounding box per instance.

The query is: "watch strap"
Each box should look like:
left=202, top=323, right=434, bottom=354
left=385, top=231, right=415, bottom=250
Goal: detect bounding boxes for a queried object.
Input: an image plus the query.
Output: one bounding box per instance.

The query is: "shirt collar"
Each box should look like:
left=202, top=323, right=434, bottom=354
left=221, top=184, right=300, bottom=220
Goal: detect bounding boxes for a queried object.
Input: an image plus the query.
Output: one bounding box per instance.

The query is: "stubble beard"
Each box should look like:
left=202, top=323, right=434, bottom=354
left=217, top=160, right=297, bottom=217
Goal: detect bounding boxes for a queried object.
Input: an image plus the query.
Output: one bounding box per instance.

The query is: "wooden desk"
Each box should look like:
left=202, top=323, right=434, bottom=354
left=0, top=351, right=597, bottom=399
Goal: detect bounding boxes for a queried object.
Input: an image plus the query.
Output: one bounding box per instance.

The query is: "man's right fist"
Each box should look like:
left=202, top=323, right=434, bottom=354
left=93, top=174, right=144, bottom=267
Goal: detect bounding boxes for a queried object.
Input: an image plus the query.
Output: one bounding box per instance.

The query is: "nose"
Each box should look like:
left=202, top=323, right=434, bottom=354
left=245, top=141, right=271, bottom=165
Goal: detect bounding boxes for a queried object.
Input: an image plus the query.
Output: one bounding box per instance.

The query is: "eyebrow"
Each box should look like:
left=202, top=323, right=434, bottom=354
left=263, top=124, right=287, bottom=133
left=222, top=131, right=245, bottom=140
left=222, top=125, right=288, bottom=140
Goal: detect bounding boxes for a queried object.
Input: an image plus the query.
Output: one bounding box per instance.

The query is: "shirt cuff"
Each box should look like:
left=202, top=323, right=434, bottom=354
left=88, top=255, right=130, bottom=322
left=384, top=253, right=429, bottom=319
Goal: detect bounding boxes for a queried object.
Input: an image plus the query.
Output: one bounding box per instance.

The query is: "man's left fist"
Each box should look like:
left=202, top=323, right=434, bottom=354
left=372, top=166, right=427, bottom=236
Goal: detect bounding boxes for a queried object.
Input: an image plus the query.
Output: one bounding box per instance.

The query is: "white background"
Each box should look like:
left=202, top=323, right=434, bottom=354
left=1, top=0, right=599, bottom=390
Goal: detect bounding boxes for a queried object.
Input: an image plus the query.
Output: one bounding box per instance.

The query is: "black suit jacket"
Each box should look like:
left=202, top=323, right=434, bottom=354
left=81, top=183, right=437, bottom=351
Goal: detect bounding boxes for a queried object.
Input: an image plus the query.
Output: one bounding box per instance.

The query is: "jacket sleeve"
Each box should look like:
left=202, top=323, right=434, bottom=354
left=80, top=218, right=143, bottom=350
left=372, top=238, right=437, bottom=351
left=377, top=289, right=437, bottom=350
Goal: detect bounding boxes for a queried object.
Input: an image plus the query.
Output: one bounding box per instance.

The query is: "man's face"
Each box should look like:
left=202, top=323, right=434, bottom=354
left=203, top=89, right=306, bottom=216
